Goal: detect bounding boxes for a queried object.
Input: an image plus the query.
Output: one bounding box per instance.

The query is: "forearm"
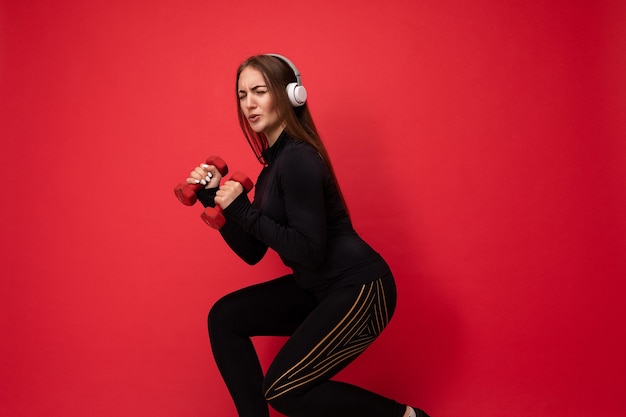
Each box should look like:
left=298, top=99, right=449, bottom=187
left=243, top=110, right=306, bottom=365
left=197, top=187, right=267, bottom=264
left=223, top=193, right=326, bottom=268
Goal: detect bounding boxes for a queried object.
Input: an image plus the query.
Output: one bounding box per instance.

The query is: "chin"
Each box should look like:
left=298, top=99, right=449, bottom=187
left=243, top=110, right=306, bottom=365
left=247, top=123, right=264, bottom=134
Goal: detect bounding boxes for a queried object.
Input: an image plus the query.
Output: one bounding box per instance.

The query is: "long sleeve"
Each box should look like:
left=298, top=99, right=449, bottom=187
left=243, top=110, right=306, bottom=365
left=223, top=145, right=328, bottom=269
left=197, top=186, right=268, bottom=265
left=197, top=132, right=388, bottom=293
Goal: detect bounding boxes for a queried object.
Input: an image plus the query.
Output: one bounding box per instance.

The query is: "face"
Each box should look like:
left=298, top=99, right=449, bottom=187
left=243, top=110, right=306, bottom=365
left=238, top=66, right=285, bottom=145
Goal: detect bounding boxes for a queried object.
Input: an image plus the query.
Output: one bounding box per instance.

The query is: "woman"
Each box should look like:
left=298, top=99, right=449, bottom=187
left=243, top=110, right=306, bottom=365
left=185, top=54, right=430, bottom=417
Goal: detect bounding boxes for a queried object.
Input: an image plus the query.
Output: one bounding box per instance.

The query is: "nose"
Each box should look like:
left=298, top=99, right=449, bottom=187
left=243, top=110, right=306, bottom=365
left=244, top=94, right=256, bottom=109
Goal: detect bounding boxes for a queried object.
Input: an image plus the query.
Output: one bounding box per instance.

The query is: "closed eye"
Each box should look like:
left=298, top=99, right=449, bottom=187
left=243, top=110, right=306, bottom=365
left=239, top=85, right=268, bottom=100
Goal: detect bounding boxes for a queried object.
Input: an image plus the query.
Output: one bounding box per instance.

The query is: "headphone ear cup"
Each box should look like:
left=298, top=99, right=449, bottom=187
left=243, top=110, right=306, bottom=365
left=286, top=82, right=307, bottom=107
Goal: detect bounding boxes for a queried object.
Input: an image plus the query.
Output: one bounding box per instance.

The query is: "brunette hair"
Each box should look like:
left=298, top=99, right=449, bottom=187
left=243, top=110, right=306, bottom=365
left=236, top=54, right=348, bottom=211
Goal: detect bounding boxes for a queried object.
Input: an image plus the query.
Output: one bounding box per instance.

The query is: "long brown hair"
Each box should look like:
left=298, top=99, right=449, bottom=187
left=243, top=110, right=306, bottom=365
left=236, top=54, right=348, bottom=211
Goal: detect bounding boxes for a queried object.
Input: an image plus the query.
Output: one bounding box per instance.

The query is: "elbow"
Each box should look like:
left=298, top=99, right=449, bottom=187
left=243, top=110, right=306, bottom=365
left=239, top=248, right=266, bottom=265
left=242, top=254, right=263, bottom=266
left=231, top=245, right=267, bottom=266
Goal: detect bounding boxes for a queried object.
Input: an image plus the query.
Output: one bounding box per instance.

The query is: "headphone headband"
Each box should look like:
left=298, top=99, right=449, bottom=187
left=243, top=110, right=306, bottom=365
left=266, top=53, right=303, bottom=85
left=265, top=53, right=308, bottom=107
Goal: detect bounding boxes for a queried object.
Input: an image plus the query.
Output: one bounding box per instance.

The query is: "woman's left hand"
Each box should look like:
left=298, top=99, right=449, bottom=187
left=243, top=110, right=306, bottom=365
left=215, top=180, right=244, bottom=209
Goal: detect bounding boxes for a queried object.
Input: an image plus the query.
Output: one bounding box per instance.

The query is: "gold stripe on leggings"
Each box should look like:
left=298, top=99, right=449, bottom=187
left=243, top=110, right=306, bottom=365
left=264, top=278, right=389, bottom=401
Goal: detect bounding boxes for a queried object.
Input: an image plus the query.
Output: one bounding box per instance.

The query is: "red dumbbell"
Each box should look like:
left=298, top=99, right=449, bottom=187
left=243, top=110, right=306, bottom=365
left=201, top=171, right=254, bottom=229
left=173, top=155, right=228, bottom=206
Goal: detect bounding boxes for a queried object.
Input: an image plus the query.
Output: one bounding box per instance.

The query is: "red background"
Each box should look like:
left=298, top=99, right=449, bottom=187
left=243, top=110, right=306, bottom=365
left=2, top=1, right=625, bottom=416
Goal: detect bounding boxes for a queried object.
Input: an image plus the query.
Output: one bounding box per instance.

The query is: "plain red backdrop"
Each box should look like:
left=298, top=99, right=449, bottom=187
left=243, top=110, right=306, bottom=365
left=1, top=1, right=625, bottom=416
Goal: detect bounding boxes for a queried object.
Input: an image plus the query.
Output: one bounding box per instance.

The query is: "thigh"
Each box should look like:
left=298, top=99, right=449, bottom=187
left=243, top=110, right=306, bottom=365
left=264, top=274, right=397, bottom=401
left=209, top=274, right=318, bottom=337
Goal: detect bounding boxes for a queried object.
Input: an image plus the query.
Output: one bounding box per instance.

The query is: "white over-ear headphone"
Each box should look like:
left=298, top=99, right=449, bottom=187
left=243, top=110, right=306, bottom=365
left=266, top=53, right=308, bottom=107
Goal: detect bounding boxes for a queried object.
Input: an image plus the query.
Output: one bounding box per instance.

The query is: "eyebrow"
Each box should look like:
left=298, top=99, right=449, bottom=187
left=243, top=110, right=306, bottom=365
left=238, top=84, right=267, bottom=93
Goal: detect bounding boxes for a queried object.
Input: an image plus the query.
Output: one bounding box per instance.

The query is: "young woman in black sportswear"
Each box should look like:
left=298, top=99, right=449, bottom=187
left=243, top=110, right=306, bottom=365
left=184, top=54, right=430, bottom=417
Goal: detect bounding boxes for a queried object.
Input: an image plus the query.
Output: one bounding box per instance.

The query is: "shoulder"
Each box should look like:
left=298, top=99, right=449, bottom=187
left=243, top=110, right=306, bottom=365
left=279, top=139, right=325, bottom=172
left=275, top=139, right=328, bottom=185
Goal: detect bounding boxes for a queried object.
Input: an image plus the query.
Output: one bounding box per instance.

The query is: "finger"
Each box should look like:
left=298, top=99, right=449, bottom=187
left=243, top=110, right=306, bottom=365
left=193, top=166, right=209, bottom=177
left=194, top=166, right=215, bottom=184
left=203, top=164, right=222, bottom=179
left=214, top=193, right=226, bottom=201
left=224, top=180, right=243, bottom=192
left=188, top=171, right=205, bottom=185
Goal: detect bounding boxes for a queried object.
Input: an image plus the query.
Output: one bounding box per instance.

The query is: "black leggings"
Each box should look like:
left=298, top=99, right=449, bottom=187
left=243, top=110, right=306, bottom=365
left=208, top=272, right=406, bottom=417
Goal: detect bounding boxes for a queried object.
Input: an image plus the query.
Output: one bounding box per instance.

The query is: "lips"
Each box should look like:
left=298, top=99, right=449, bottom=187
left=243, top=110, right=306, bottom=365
left=248, top=114, right=260, bottom=123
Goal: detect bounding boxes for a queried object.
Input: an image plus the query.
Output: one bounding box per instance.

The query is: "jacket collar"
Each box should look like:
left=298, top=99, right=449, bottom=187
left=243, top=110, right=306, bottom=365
left=261, top=129, right=288, bottom=165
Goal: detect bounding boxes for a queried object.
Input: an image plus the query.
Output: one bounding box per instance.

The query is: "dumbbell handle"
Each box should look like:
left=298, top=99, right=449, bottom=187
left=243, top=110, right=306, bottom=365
left=201, top=172, right=254, bottom=229
left=174, top=155, right=228, bottom=206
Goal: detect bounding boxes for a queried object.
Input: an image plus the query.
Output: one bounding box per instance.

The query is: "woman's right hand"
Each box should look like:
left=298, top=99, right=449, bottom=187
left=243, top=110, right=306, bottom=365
left=186, top=163, right=222, bottom=189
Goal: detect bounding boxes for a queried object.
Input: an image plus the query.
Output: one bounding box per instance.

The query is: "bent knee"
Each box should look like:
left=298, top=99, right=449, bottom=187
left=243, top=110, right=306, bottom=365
left=207, top=294, right=241, bottom=334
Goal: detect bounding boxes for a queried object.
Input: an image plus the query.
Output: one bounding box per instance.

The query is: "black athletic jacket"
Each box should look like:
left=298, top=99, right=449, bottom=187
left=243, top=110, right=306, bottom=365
left=197, top=130, right=390, bottom=293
